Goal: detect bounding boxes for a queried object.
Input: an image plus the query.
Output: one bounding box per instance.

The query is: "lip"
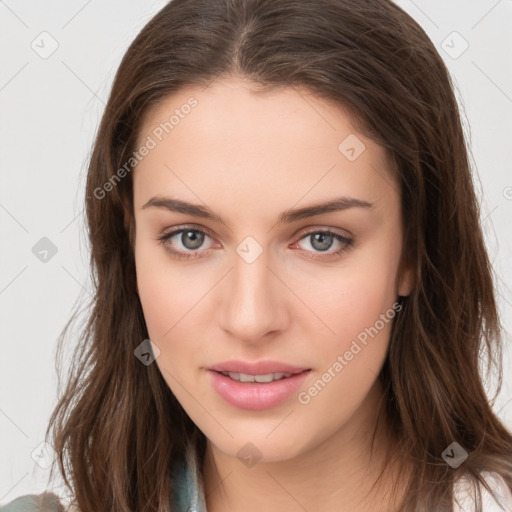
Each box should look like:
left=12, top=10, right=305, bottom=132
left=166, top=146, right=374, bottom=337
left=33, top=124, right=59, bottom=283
left=207, top=360, right=310, bottom=375
left=207, top=361, right=311, bottom=411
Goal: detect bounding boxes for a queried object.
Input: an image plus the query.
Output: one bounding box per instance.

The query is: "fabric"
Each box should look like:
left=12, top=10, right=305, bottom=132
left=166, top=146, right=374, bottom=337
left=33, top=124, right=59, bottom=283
left=0, top=493, right=65, bottom=512
left=169, top=435, right=207, bottom=512
left=2, top=439, right=511, bottom=512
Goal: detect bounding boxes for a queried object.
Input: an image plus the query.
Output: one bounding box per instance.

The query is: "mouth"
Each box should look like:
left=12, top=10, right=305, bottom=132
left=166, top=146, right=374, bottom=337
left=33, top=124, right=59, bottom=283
left=207, top=362, right=311, bottom=410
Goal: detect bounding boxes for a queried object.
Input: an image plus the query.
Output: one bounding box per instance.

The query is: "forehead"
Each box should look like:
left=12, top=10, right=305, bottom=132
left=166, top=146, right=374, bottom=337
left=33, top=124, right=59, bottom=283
left=133, top=78, right=399, bottom=216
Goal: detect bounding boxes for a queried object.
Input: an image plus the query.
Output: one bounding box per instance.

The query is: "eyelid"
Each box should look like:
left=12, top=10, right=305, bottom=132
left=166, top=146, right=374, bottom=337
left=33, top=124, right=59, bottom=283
left=294, top=225, right=352, bottom=240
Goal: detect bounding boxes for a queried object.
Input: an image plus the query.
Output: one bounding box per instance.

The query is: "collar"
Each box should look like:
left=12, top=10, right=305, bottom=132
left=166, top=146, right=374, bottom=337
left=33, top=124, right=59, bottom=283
left=170, top=435, right=207, bottom=512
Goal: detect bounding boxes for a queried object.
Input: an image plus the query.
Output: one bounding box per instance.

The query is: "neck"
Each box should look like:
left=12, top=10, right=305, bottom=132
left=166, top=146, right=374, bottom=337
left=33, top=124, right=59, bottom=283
left=202, top=379, right=408, bottom=512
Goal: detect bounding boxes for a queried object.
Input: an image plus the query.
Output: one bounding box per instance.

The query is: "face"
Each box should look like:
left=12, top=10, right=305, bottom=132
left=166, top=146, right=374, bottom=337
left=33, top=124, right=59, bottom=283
left=132, top=76, right=412, bottom=463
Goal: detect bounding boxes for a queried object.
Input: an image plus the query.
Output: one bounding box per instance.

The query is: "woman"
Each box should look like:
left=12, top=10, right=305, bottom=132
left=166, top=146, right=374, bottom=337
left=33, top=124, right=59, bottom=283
left=2, top=0, right=511, bottom=510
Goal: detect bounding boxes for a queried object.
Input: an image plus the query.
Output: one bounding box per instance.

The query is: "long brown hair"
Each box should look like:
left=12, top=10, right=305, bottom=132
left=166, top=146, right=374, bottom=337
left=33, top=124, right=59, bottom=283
left=46, top=0, right=512, bottom=510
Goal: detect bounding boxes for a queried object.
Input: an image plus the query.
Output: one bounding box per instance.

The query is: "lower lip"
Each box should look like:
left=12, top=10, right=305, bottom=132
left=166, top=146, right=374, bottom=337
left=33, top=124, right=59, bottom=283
left=208, top=370, right=310, bottom=411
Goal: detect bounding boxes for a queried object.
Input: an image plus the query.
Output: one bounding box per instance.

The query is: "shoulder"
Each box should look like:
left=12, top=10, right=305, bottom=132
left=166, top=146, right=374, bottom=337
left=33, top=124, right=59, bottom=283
left=453, top=471, right=512, bottom=512
left=0, top=493, right=68, bottom=512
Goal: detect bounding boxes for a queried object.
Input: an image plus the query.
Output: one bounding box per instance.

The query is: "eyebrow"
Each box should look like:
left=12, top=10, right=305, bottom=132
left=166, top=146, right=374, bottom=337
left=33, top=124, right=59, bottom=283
left=141, top=195, right=373, bottom=224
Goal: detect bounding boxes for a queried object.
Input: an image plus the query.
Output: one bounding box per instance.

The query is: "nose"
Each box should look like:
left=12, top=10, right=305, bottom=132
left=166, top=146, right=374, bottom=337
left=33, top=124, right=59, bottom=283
left=217, top=249, right=289, bottom=345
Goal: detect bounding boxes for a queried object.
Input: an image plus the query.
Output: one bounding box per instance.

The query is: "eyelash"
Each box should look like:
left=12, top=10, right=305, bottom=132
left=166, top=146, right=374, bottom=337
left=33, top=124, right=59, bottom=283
left=156, top=226, right=354, bottom=261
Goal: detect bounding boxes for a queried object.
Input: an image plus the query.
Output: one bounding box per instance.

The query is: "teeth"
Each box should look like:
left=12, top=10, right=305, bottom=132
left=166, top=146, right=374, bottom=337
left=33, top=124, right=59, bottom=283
left=220, top=371, right=292, bottom=382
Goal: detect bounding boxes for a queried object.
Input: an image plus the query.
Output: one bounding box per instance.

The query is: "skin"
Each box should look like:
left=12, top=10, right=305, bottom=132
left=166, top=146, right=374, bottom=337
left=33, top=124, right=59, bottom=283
left=133, top=76, right=414, bottom=512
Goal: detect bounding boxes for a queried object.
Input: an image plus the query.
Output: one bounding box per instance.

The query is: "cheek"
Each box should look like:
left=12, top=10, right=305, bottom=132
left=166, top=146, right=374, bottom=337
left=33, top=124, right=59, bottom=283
left=134, top=243, right=204, bottom=395
left=295, top=265, right=399, bottom=423
left=134, top=238, right=220, bottom=384
left=298, top=244, right=401, bottom=352
left=135, top=239, right=187, bottom=340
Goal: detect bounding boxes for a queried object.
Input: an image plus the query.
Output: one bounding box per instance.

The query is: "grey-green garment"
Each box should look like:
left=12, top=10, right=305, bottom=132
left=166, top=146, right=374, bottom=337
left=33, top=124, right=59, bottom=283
left=0, top=437, right=206, bottom=512
left=0, top=493, right=65, bottom=512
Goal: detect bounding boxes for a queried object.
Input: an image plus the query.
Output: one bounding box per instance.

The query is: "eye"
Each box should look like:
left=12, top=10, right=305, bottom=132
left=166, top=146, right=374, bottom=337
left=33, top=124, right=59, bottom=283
left=157, top=226, right=354, bottom=261
left=157, top=227, right=216, bottom=260
left=292, top=229, right=354, bottom=260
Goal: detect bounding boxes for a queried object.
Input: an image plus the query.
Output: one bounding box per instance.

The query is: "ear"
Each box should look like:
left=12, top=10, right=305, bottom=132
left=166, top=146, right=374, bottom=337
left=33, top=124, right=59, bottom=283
left=397, top=255, right=415, bottom=297
left=122, top=198, right=135, bottom=247
left=123, top=206, right=131, bottom=232
left=122, top=202, right=139, bottom=295
left=398, top=266, right=414, bottom=297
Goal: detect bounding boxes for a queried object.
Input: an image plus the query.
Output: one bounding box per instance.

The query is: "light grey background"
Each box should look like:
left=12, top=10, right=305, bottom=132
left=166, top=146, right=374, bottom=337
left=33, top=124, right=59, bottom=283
left=1, top=0, right=511, bottom=505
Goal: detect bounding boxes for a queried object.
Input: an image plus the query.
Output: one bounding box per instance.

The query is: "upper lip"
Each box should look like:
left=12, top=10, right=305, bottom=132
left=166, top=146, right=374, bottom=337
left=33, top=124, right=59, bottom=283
left=208, top=360, right=310, bottom=375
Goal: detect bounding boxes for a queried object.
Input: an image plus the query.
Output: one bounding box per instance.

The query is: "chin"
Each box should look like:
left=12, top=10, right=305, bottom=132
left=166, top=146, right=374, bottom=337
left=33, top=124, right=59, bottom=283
left=205, top=423, right=318, bottom=465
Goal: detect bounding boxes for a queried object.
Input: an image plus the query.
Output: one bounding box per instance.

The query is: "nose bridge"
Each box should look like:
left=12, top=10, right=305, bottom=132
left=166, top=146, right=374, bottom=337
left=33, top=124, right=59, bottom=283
left=219, top=242, right=286, bottom=341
